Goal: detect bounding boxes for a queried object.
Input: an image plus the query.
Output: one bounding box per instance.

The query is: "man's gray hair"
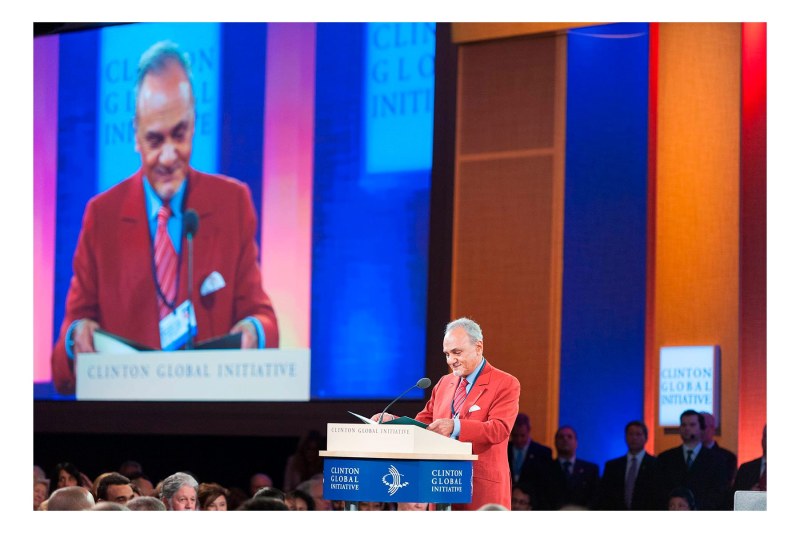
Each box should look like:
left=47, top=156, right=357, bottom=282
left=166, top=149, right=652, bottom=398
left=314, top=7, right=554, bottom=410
left=127, top=496, right=167, bottom=511
left=135, top=40, right=195, bottom=114
left=160, top=472, right=198, bottom=503
left=445, top=317, right=483, bottom=344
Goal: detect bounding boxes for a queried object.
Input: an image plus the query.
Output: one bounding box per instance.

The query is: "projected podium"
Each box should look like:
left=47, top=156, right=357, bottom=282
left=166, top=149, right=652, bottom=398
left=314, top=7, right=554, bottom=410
left=320, top=422, right=478, bottom=510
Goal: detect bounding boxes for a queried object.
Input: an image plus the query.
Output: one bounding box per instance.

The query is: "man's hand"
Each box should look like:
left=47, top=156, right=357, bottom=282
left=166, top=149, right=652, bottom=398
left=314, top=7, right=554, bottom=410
left=370, top=413, right=398, bottom=423
left=72, top=319, right=99, bottom=354
left=427, top=418, right=455, bottom=437
left=231, top=320, right=258, bottom=349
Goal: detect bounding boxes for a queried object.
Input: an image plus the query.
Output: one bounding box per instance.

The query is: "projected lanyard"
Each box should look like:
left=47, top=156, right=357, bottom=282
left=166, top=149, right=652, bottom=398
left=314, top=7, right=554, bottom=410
left=451, top=357, right=486, bottom=418
left=150, top=193, right=196, bottom=351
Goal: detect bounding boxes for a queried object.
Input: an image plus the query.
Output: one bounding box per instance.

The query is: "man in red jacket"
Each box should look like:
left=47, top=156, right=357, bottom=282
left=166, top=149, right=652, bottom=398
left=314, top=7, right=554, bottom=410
left=414, top=318, right=520, bottom=510
left=51, top=41, right=278, bottom=394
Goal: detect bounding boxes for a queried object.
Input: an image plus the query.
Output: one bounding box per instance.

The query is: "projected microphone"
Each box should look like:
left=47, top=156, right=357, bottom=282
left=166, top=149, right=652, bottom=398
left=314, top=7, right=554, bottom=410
left=378, top=377, right=431, bottom=424
left=183, top=209, right=199, bottom=349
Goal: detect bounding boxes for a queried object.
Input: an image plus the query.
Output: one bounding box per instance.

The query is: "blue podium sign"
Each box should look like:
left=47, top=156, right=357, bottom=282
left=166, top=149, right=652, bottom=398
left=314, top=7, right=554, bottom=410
left=323, top=457, right=473, bottom=504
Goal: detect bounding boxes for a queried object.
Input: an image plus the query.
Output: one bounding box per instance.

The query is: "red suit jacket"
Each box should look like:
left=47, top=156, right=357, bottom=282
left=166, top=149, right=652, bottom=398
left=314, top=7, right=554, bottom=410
left=51, top=169, right=279, bottom=394
left=415, top=360, right=520, bottom=510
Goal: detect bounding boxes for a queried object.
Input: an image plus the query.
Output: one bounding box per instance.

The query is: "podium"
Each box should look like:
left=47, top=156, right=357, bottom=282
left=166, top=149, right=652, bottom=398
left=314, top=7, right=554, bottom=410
left=320, top=422, right=478, bottom=510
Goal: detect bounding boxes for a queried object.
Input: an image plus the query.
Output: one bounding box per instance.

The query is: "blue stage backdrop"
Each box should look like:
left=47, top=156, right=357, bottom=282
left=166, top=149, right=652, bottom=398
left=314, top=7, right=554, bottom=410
left=560, top=23, right=650, bottom=468
left=311, top=23, right=434, bottom=399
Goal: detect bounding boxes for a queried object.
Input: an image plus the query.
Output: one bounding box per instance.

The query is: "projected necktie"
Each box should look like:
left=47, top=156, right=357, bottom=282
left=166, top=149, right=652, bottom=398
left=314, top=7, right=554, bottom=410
left=452, top=378, right=467, bottom=418
left=154, top=204, right=178, bottom=318
left=685, top=449, right=694, bottom=468
left=624, top=456, right=637, bottom=509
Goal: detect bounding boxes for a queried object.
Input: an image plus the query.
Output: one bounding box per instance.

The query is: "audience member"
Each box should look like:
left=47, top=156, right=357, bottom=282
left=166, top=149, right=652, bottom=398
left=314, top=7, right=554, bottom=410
left=544, top=425, right=599, bottom=510
left=657, top=409, right=730, bottom=510
left=507, top=412, right=552, bottom=509
left=510, top=484, right=534, bottom=511
left=667, top=486, right=696, bottom=510
left=357, top=501, right=387, bottom=511
left=254, top=486, right=285, bottom=501
left=285, top=489, right=315, bottom=510
left=198, top=482, right=230, bottom=511
left=249, top=472, right=273, bottom=496
left=127, top=496, right=167, bottom=511
left=34, top=465, right=47, bottom=481
left=297, top=474, right=332, bottom=510
left=397, top=502, right=430, bottom=511
left=34, top=478, right=50, bottom=511
left=90, top=501, right=130, bottom=511
left=50, top=462, right=92, bottom=492
left=47, top=486, right=95, bottom=511
left=95, top=472, right=135, bottom=505
left=226, top=486, right=249, bottom=510
left=118, top=460, right=144, bottom=479
left=283, top=429, right=325, bottom=491
left=700, top=412, right=738, bottom=486
left=130, top=474, right=156, bottom=497
left=160, top=472, right=198, bottom=511
left=477, top=503, right=508, bottom=511
left=595, top=421, right=661, bottom=510
left=728, top=424, right=767, bottom=509
left=237, top=497, right=289, bottom=510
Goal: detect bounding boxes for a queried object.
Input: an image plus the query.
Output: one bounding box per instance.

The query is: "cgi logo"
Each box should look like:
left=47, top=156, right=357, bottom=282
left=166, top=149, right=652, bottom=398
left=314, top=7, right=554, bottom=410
left=381, top=465, right=409, bottom=495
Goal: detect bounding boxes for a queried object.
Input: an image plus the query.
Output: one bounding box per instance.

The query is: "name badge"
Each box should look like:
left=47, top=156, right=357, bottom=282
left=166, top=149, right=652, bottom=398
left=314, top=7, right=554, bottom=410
left=159, top=300, right=197, bottom=351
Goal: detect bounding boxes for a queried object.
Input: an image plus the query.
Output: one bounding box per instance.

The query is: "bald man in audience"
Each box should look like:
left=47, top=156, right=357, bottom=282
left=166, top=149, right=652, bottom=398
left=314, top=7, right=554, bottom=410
left=47, top=486, right=95, bottom=510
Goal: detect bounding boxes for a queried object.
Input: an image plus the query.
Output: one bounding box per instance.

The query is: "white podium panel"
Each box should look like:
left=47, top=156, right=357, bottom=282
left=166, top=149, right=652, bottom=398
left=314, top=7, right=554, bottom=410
left=76, top=348, right=310, bottom=401
left=324, top=423, right=475, bottom=460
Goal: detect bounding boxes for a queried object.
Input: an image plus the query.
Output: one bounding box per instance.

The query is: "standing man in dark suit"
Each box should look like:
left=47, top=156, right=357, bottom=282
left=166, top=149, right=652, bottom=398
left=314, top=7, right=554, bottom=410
left=595, top=420, right=661, bottom=510
left=657, top=409, right=730, bottom=510
left=508, top=412, right=552, bottom=509
left=700, top=412, right=738, bottom=487
left=728, top=424, right=766, bottom=508
left=543, top=425, right=599, bottom=509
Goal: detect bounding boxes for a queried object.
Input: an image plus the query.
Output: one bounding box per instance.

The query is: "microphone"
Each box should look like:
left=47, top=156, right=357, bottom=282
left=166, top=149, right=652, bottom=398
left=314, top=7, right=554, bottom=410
left=183, top=209, right=199, bottom=349
left=378, top=377, right=431, bottom=424
left=183, top=209, right=199, bottom=238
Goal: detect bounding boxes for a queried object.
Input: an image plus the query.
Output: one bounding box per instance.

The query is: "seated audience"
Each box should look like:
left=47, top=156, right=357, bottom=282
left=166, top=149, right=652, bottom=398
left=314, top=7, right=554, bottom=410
left=160, top=472, right=198, bottom=511
left=237, top=497, right=289, bottom=510
left=667, top=486, right=696, bottom=510
left=47, top=486, right=95, bottom=511
left=198, top=482, right=230, bottom=511
left=126, top=496, right=166, bottom=511
left=90, top=501, right=129, bottom=511
left=285, top=489, right=315, bottom=510
left=283, top=430, right=325, bottom=491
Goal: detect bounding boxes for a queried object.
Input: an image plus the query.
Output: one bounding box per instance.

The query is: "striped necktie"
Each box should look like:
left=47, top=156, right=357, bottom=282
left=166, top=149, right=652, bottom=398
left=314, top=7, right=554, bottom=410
left=452, top=378, right=468, bottom=418
left=154, top=203, right=178, bottom=318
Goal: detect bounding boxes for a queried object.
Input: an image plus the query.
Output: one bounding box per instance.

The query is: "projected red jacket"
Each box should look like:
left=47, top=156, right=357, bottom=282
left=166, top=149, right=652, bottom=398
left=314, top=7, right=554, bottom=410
left=51, top=169, right=278, bottom=395
left=416, top=360, right=520, bottom=510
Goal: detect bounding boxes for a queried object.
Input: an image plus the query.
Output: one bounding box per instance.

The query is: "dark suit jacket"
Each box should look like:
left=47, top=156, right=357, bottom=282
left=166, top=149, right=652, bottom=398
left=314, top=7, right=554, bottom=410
left=708, top=442, right=738, bottom=486
left=508, top=439, right=552, bottom=509
left=416, top=360, right=520, bottom=510
left=52, top=169, right=279, bottom=394
left=726, top=456, right=765, bottom=509
left=733, top=457, right=763, bottom=492
left=657, top=445, right=730, bottom=510
left=595, top=453, right=660, bottom=510
left=543, top=457, right=600, bottom=510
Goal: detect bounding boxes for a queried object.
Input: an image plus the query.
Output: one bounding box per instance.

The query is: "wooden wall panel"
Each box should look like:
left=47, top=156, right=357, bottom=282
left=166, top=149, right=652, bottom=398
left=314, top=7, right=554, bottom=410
left=452, top=34, right=565, bottom=444
left=652, top=23, right=742, bottom=454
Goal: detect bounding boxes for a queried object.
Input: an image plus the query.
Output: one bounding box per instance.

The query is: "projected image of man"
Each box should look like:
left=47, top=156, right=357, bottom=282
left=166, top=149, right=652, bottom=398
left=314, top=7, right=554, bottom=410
left=51, top=40, right=278, bottom=394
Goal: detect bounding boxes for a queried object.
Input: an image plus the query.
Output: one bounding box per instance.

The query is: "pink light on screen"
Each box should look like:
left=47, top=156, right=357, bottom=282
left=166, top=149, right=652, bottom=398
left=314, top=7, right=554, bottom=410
left=33, top=36, right=59, bottom=382
left=261, top=24, right=316, bottom=348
